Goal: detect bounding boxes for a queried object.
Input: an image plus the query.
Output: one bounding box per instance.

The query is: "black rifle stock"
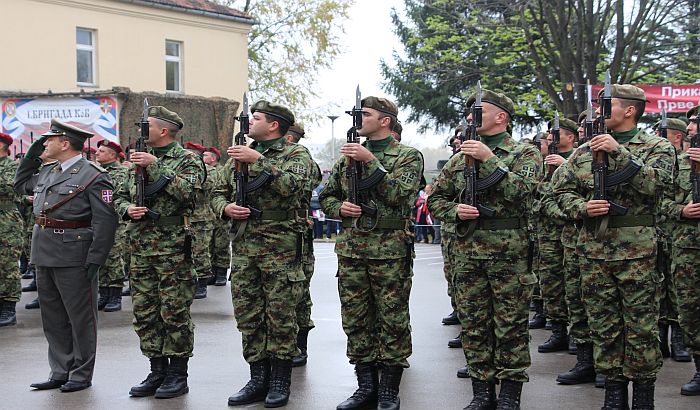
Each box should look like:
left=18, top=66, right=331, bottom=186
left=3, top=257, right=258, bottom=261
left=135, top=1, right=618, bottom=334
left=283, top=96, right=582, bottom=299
left=547, top=112, right=560, bottom=179
left=691, top=113, right=700, bottom=204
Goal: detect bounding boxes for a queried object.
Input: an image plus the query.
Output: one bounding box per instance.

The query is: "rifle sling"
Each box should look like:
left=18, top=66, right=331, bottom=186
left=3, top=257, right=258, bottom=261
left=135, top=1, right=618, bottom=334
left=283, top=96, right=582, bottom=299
left=606, top=161, right=641, bottom=187
left=358, top=167, right=388, bottom=191
left=245, top=171, right=272, bottom=194
left=475, top=167, right=508, bottom=191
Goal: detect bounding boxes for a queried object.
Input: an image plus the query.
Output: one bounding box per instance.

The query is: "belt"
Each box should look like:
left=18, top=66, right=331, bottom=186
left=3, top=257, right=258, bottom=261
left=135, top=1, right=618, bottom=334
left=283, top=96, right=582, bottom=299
left=474, top=217, right=525, bottom=231
left=127, top=215, right=184, bottom=228
left=35, top=216, right=90, bottom=229
left=342, top=217, right=408, bottom=230
left=585, top=214, right=655, bottom=229
left=255, top=209, right=309, bottom=221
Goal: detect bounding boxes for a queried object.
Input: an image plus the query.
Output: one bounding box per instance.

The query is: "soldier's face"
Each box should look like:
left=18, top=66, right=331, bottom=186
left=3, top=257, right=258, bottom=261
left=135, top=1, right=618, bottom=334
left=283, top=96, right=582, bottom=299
left=202, top=151, right=218, bottom=165
left=689, top=116, right=698, bottom=136
left=95, top=146, right=116, bottom=164
left=43, top=136, right=64, bottom=158
left=357, top=108, right=384, bottom=137
left=248, top=112, right=278, bottom=139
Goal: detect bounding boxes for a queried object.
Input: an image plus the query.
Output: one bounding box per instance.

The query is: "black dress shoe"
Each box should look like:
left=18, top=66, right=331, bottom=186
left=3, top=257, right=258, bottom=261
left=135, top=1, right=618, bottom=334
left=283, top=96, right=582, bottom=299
left=60, top=381, right=92, bottom=392
left=25, top=298, right=40, bottom=309
left=30, top=379, right=67, bottom=390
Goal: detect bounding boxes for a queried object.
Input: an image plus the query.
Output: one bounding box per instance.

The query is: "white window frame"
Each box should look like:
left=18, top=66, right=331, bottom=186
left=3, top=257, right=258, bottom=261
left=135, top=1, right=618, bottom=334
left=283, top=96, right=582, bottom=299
left=76, top=28, right=97, bottom=87
left=165, top=40, right=183, bottom=93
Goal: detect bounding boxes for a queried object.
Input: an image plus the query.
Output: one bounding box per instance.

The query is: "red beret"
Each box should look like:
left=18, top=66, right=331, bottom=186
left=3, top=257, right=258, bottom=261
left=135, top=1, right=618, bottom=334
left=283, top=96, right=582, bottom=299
left=83, top=146, right=97, bottom=154
left=97, top=139, right=123, bottom=153
left=205, top=146, right=221, bottom=158
left=119, top=151, right=126, bottom=160
left=184, top=141, right=205, bottom=153
left=0, top=132, right=13, bottom=146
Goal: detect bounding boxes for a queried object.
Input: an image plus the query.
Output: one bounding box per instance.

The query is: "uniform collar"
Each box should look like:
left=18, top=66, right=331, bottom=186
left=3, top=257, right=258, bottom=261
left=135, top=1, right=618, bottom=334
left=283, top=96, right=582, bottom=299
left=60, top=154, right=83, bottom=172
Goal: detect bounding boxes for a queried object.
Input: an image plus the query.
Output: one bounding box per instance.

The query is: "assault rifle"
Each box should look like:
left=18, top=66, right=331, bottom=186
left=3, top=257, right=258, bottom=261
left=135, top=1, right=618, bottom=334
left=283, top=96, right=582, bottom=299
left=547, top=112, right=560, bottom=178
left=456, top=81, right=507, bottom=237
left=659, top=109, right=668, bottom=140
left=691, top=111, right=700, bottom=204
left=135, top=98, right=160, bottom=221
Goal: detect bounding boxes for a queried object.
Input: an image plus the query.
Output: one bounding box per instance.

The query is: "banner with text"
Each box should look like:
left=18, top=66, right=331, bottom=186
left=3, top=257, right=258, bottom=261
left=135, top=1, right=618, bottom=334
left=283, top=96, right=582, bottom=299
left=590, top=84, right=700, bottom=114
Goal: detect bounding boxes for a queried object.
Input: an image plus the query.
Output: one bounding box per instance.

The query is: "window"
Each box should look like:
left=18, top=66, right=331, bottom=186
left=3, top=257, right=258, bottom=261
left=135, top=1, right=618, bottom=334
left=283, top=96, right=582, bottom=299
left=76, top=28, right=96, bottom=85
left=165, top=40, right=182, bottom=92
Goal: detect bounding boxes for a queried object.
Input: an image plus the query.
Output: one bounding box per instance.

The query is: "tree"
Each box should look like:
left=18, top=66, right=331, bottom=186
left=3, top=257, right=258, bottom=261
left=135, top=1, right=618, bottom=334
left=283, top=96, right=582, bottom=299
left=383, top=0, right=699, bottom=131
left=217, top=0, right=353, bottom=122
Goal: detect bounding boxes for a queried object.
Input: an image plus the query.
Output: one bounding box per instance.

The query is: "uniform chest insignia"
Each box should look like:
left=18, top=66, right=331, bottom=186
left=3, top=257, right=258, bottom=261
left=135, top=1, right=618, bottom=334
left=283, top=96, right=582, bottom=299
left=400, top=171, right=417, bottom=184
left=518, top=166, right=535, bottom=178
left=102, top=190, right=113, bottom=203
left=184, top=174, right=199, bottom=184
left=289, top=164, right=307, bottom=174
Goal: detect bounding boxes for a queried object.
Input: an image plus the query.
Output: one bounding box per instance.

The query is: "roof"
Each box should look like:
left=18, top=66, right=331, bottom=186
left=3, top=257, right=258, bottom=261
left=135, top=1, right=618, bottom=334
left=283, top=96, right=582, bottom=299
left=127, top=0, right=252, bottom=22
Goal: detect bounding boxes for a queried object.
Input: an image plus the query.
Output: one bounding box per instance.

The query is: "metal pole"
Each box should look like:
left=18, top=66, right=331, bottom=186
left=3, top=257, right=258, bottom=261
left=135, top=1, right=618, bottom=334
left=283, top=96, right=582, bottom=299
left=328, top=115, right=338, bottom=163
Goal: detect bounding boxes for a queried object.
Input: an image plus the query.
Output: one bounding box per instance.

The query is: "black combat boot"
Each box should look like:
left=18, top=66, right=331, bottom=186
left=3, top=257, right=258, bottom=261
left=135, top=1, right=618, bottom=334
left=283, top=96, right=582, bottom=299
left=122, top=287, right=131, bottom=296
left=496, top=379, right=522, bottom=410
left=595, top=374, right=605, bottom=388
left=22, top=277, right=37, bottom=292
left=194, top=278, right=208, bottom=299
left=658, top=322, right=670, bottom=358
left=681, top=356, right=700, bottom=396
left=631, top=380, right=654, bottom=410
left=25, top=298, right=39, bottom=309
left=97, top=287, right=109, bottom=310
left=464, top=379, right=496, bottom=410
left=556, top=343, right=596, bottom=384
left=19, top=255, right=30, bottom=279
left=670, top=323, right=691, bottom=362
left=528, top=300, right=546, bottom=329
left=292, top=328, right=309, bottom=367
left=457, top=366, right=470, bottom=379
left=538, top=322, right=569, bottom=353
left=377, top=365, right=403, bottom=410
left=214, top=266, right=229, bottom=286
left=129, top=357, right=168, bottom=397
left=568, top=338, right=578, bottom=355
left=442, top=310, right=459, bottom=325
left=104, top=288, right=122, bottom=312
left=228, top=359, right=270, bottom=405
left=0, top=302, right=17, bottom=327
left=154, top=357, right=189, bottom=399
left=601, top=379, right=629, bottom=410
left=337, top=362, right=378, bottom=410
left=207, top=268, right=216, bottom=285
left=448, top=334, right=461, bottom=348
left=265, top=357, right=293, bottom=408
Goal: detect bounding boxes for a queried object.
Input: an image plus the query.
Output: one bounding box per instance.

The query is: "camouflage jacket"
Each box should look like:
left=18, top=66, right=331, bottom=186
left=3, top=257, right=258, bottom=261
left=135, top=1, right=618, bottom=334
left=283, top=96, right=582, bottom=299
left=319, top=136, right=424, bottom=260
left=428, top=134, right=542, bottom=259
left=113, top=142, right=204, bottom=255
left=101, top=161, right=128, bottom=193
left=210, top=137, right=315, bottom=255
left=552, top=129, right=675, bottom=261
left=0, top=155, right=23, bottom=223
left=661, top=151, right=700, bottom=249
left=190, top=163, right=216, bottom=224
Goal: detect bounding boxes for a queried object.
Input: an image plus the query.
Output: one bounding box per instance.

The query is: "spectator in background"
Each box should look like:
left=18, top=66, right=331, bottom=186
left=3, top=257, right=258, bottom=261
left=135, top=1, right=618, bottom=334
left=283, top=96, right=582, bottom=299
left=415, top=184, right=434, bottom=244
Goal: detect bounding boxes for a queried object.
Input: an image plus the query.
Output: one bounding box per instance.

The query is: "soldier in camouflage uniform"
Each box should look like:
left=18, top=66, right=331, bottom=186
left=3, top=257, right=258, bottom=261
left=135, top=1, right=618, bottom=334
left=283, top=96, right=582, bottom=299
left=113, top=106, right=204, bottom=399
left=320, top=96, right=423, bottom=410
left=662, top=105, right=700, bottom=395
left=429, top=89, right=541, bottom=410
left=528, top=133, right=549, bottom=330
left=183, top=141, right=215, bottom=300
left=285, top=124, right=322, bottom=368
left=211, top=101, right=315, bottom=408
left=203, top=146, right=230, bottom=286
left=94, top=140, right=128, bottom=312
left=0, top=132, right=24, bottom=327
left=553, top=85, right=674, bottom=409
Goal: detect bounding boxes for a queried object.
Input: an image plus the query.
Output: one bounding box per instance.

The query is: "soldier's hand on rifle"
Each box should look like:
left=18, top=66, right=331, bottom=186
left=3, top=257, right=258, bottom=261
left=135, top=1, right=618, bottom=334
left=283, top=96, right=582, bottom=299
left=224, top=203, right=252, bottom=220
left=340, top=201, right=362, bottom=218
left=27, top=195, right=34, bottom=204
left=228, top=145, right=262, bottom=163
left=460, top=140, right=495, bottom=161
left=545, top=154, right=565, bottom=167
left=589, top=134, right=619, bottom=153
left=130, top=151, right=157, bottom=167
left=687, top=147, right=700, bottom=163
left=681, top=202, right=700, bottom=219
left=586, top=199, right=610, bottom=217
left=456, top=204, right=479, bottom=221
left=127, top=205, right=150, bottom=220
left=340, top=143, right=375, bottom=162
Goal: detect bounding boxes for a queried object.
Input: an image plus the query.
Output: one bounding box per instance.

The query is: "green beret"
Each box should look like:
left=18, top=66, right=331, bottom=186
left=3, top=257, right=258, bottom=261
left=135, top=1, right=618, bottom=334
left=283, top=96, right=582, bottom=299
left=288, top=124, right=305, bottom=138
left=361, top=96, right=398, bottom=117
left=667, top=118, right=688, bottom=134
left=467, top=89, right=515, bottom=118
left=598, top=84, right=647, bottom=102
left=558, top=118, right=578, bottom=134
left=687, top=105, right=700, bottom=120
left=578, top=111, right=587, bottom=124
left=148, top=106, right=184, bottom=129
left=392, top=121, right=403, bottom=136
left=41, top=119, right=93, bottom=143
left=251, top=100, right=295, bottom=125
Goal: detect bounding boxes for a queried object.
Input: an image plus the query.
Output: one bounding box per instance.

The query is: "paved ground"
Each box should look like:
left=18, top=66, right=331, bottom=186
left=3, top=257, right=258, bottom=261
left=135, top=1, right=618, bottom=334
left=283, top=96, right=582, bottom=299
left=1, top=242, right=698, bottom=409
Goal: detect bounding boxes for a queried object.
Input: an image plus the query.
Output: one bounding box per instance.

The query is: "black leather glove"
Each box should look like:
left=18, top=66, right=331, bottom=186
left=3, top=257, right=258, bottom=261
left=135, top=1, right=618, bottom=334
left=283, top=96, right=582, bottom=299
left=25, top=135, right=48, bottom=160
left=86, top=263, right=101, bottom=282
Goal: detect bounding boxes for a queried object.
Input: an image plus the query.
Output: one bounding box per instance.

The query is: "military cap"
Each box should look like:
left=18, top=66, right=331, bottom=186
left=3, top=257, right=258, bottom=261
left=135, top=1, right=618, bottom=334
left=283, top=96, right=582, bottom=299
left=598, top=84, right=647, bottom=102
left=392, top=121, right=403, bottom=136
left=687, top=105, right=700, bottom=120
left=42, top=119, right=94, bottom=143
left=251, top=100, right=295, bottom=125
left=578, top=111, right=587, bottom=124
left=184, top=141, right=206, bottom=153
left=547, top=118, right=578, bottom=134
left=288, top=124, right=305, bottom=138
left=148, top=106, right=184, bottom=129
left=97, top=139, right=123, bottom=153
left=467, top=89, right=515, bottom=118
left=0, top=132, right=13, bottom=146
left=362, top=96, right=398, bottom=118
left=205, top=146, right=221, bottom=159
left=667, top=118, right=688, bottom=134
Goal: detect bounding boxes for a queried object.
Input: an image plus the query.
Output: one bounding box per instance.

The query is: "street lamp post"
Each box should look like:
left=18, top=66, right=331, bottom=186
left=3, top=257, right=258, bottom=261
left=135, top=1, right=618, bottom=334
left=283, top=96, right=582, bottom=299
left=327, top=115, right=339, bottom=163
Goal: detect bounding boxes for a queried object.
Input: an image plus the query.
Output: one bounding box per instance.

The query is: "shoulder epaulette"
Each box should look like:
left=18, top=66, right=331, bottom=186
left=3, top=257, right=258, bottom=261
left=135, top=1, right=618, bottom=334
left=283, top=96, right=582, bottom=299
left=89, top=162, right=108, bottom=173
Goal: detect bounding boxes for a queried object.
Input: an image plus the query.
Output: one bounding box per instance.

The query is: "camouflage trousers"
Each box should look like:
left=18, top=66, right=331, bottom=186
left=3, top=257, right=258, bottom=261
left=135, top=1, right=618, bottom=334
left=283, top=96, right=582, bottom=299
left=191, top=221, right=213, bottom=280
left=440, top=232, right=456, bottom=310
left=563, top=245, right=590, bottom=344
left=580, top=256, right=662, bottom=381
left=130, top=252, right=196, bottom=358
left=657, top=241, right=678, bottom=324
left=672, top=247, right=700, bottom=355
left=453, top=257, right=534, bottom=382
left=210, top=220, right=231, bottom=270
left=231, top=251, right=304, bottom=363
left=296, top=231, right=315, bottom=331
left=0, top=210, right=23, bottom=302
left=530, top=239, right=541, bottom=303
left=99, top=225, right=126, bottom=289
left=337, top=255, right=413, bottom=368
left=537, top=238, right=568, bottom=323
